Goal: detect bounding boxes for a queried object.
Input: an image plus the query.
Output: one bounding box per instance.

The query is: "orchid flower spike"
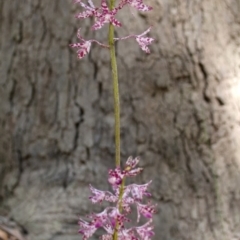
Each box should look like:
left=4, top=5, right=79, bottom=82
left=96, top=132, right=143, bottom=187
left=135, top=27, right=154, bottom=53
left=78, top=157, right=156, bottom=240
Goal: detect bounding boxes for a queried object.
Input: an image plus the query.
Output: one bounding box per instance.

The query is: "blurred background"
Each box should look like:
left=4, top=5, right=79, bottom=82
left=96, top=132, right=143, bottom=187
left=1, top=0, right=240, bottom=239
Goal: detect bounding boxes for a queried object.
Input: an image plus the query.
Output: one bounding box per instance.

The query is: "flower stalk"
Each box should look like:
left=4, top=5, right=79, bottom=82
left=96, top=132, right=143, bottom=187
left=108, top=21, right=121, bottom=168
left=108, top=3, right=122, bottom=239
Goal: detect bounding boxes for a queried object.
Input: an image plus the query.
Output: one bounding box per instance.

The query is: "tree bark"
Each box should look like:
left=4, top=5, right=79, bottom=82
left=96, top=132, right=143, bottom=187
left=1, top=0, right=240, bottom=239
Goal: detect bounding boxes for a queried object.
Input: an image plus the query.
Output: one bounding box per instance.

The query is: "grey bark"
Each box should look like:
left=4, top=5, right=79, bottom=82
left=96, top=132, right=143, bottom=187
left=1, top=0, right=240, bottom=239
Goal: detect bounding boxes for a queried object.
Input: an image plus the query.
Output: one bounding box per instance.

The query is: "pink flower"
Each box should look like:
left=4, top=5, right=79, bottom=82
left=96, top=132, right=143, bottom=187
left=69, top=29, right=109, bottom=59
left=114, top=27, right=154, bottom=53
left=128, top=181, right=152, bottom=200
left=136, top=36, right=154, bottom=53
left=136, top=202, right=157, bottom=222
left=108, top=157, right=144, bottom=187
left=78, top=219, right=97, bottom=240
left=69, top=40, right=91, bottom=59
left=134, top=27, right=154, bottom=53
left=88, top=209, right=109, bottom=228
left=92, top=0, right=122, bottom=30
left=74, top=0, right=122, bottom=30
left=135, top=220, right=155, bottom=240
left=69, top=29, right=92, bottom=59
left=89, top=185, right=118, bottom=203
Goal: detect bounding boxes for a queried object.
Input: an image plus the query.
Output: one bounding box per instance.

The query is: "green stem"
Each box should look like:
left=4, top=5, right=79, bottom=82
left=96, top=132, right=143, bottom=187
left=112, top=179, right=125, bottom=240
left=108, top=3, right=120, bottom=168
left=108, top=2, right=122, bottom=240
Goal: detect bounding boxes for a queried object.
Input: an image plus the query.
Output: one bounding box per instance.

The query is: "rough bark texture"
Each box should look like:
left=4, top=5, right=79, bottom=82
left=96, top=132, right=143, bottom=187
left=1, top=0, right=240, bottom=239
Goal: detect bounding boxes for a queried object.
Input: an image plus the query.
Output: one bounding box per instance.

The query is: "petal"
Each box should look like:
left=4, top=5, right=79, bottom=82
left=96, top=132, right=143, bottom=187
left=130, top=181, right=152, bottom=200
left=89, top=185, right=106, bottom=203
left=103, top=224, right=114, bottom=234
left=87, top=0, right=95, bottom=8
left=92, top=18, right=105, bottom=30
left=108, top=208, right=130, bottom=229
left=70, top=40, right=92, bottom=59
left=100, top=234, right=113, bottom=240
left=142, top=46, right=150, bottom=53
left=139, top=37, right=154, bottom=45
left=110, top=17, right=122, bottom=27
left=89, top=186, right=118, bottom=203
left=78, top=219, right=97, bottom=239
left=120, top=186, right=134, bottom=213
left=77, top=28, right=84, bottom=40
left=117, top=0, right=127, bottom=10
left=136, top=202, right=156, bottom=222
left=126, top=167, right=143, bottom=176
left=101, top=0, right=109, bottom=13
left=88, top=209, right=109, bottom=228
left=75, top=9, right=96, bottom=19
left=135, top=220, right=154, bottom=240
left=122, top=203, right=131, bottom=213
left=124, top=157, right=143, bottom=177
left=84, top=41, right=92, bottom=52
left=77, top=48, right=89, bottom=59
left=108, top=167, right=124, bottom=186
left=105, top=193, right=118, bottom=202
left=125, top=156, right=139, bottom=169
left=136, top=37, right=154, bottom=53
left=119, top=228, right=138, bottom=240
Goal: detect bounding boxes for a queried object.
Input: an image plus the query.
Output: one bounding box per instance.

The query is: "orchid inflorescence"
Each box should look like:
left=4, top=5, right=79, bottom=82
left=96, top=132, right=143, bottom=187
left=70, top=0, right=156, bottom=238
left=79, top=157, right=156, bottom=240
left=70, top=0, right=154, bottom=59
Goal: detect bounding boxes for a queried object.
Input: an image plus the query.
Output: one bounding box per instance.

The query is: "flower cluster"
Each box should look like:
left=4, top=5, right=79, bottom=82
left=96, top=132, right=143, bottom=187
left=78, top=157, right=156, bottom=240
left=70, top=0, right=154, bottom=59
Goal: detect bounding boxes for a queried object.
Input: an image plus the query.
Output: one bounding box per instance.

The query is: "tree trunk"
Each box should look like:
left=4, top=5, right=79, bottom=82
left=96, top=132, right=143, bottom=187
left=1, top=0, right=240, bottom=239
